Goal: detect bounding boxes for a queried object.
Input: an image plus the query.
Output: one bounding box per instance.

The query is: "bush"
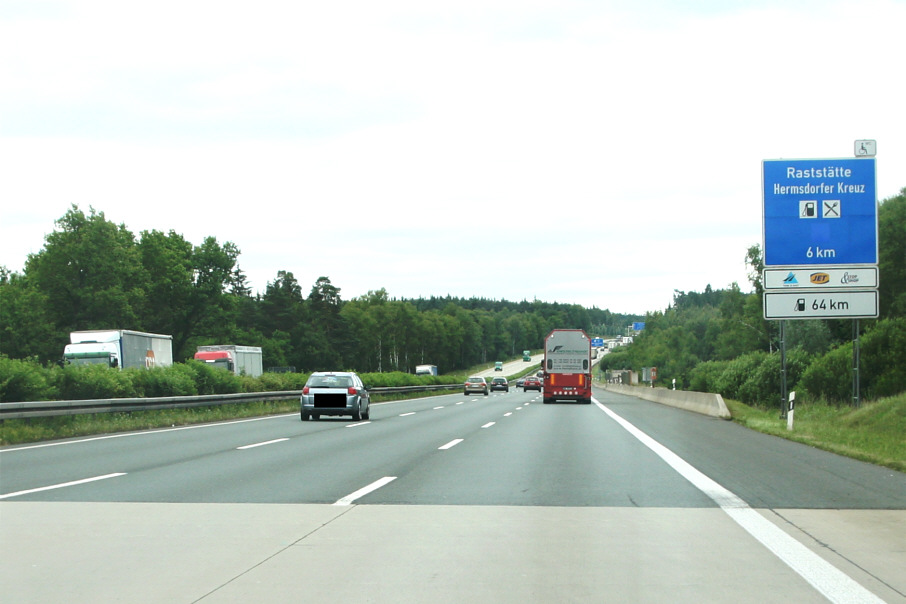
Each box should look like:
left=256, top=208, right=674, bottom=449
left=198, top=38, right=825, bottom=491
left=797, top=344, right=853, bottom=403
left=0, top=355, right=58, bottom=402
left=798, top=317, right=906, bottom=403
left=713, top=351, right=768, bottom=401
left=740, top=348, right=811, bottom=406
left=55, top=363, right=136, bottom=400
left=361, top=371, right=423, bottom=388
left=860, top=317, right=906, bottom=398
left=688, top=359, right=730, bottom=393
left=251, top=371, right=309, bottom=392
left=129, top=365, right=199, bottom=397
left=182, top=360, right=241, bottom=394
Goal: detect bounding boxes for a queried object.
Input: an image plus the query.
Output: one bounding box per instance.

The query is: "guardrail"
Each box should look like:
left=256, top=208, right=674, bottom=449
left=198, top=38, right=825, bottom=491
left=0, top=384, right=461, bottom=419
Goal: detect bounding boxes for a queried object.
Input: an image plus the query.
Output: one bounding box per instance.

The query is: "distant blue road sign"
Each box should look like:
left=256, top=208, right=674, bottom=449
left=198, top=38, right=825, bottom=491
left=762, top=158, right=877, bottom=267
left=591, top=338, right=604, bottom=347
left=632, top=322, right=645, bottom=331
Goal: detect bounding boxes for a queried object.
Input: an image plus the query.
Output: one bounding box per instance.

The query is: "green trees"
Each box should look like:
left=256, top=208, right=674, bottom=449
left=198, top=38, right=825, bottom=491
left=878, top=188, right=906, bottom=318
left=25, top=207, right=146, bottom=347
left=2, top=204, right=642, bottom=373
left=1, top=206, right=244, bottom=362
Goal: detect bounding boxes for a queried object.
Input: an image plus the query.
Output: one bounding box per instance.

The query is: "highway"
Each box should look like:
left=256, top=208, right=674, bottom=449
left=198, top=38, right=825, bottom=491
left=1, top=384, right=904, bottom=603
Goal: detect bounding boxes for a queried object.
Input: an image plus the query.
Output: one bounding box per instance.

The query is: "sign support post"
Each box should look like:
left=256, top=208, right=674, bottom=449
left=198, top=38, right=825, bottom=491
left=853, top=320, right=861, bottom=407
left=779, top=321, right=787, bottom=418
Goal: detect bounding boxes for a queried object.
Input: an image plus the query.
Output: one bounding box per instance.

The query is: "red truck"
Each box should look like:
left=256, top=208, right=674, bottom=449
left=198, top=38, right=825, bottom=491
left=542, top=329, right=593, bottom=404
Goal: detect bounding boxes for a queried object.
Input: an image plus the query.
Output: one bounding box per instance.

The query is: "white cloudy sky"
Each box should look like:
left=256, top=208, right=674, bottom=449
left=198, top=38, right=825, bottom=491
left=2, top=0, right=903, bottom=314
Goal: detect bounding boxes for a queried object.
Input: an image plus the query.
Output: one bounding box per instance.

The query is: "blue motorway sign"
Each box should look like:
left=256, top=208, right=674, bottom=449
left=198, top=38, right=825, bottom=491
left=762, top=158, right=877, bottom=267
left=591, top=338, right=604, bottom=347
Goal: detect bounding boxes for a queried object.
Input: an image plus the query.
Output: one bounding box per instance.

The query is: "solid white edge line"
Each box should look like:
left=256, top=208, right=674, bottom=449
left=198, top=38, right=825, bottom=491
left=236, top=438, right=289, bottom=450
left=592, top=398, right=885, bottom=604
left=438, top=438, right=464, bottom=450
left=333, top=476, right=397, bottom=506
left=0, top=473, right=127, bottom=500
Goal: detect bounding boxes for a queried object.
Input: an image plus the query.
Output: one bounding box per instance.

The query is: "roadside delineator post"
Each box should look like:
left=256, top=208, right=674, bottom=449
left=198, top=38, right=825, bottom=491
left=787, top=391, right=796, bottom=431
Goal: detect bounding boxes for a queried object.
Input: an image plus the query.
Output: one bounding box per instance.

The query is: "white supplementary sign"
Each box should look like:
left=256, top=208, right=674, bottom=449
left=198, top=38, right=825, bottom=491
left=763, top=290, right=878, bottom=320
left=763, top=267, right=878, bottom=290
left=854, top=139, right=876, bottom=157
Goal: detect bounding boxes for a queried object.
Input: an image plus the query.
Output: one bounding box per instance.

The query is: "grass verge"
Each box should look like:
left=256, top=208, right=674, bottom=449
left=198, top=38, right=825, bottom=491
left=0, top=400, right=301, bottom=446
left=724, top=393, right=906, bottom=473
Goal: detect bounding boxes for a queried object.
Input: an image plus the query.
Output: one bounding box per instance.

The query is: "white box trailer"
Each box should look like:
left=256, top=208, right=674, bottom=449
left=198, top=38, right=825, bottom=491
left=542, top=329, right=592, bottom=404
left=63, top=330, right=174, bottom=369
left=194, top=345, right=263, bottom=377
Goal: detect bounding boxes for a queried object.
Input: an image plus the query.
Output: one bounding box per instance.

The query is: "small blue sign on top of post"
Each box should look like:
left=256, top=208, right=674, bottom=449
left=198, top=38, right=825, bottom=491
left=762, top=158, right=877, bottom=267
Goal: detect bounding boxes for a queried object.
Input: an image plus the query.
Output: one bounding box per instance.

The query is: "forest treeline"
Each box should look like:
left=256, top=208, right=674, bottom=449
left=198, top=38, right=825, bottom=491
left=599, top=188, right=906, bottom=405
left=0, top=205, right=638, bottom=374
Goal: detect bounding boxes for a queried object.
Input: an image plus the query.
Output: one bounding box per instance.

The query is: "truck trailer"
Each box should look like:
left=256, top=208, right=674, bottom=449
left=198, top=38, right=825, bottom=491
left=63, top=330, right=173, bottom=370
left=194, top=345, right=263, bottom=377
left=415, top=364, right=438, bottom=376
left=542, top=329, right=592, bottom=404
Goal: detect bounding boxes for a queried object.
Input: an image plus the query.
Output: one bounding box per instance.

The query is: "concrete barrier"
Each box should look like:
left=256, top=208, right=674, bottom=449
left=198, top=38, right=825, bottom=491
left=602, top=383, right=731, bottom=419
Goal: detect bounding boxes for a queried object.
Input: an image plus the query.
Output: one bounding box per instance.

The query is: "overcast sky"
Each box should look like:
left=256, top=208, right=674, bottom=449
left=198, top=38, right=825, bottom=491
left=2, top=0, right=903, bottom=315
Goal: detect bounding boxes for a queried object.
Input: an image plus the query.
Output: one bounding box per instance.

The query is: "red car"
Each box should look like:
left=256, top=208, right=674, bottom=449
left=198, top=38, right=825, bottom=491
left=523, top=376, right=542, bottom=392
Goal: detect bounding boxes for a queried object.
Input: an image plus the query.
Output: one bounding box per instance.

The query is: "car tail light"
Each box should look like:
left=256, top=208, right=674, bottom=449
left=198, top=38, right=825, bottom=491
left=348, top=387, right=358, bottom=395
left=302, top=386, right=310, bottom=395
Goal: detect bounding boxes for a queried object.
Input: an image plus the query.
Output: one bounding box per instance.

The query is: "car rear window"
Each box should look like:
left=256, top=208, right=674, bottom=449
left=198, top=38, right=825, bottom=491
left=307, top=375, right=352, bottom=388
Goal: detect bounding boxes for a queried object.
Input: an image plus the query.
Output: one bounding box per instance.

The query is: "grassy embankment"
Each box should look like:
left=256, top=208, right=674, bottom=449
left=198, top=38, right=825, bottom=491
left=723, top=394, right=906, bottom=473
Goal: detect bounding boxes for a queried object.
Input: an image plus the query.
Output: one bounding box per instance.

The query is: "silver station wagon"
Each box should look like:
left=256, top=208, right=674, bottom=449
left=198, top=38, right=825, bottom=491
left=301, top=371, right=371, bottom=421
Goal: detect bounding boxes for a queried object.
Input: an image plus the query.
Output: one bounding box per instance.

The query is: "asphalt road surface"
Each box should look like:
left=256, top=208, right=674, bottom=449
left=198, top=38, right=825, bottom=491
left=1, top=384, right=904, bottom=603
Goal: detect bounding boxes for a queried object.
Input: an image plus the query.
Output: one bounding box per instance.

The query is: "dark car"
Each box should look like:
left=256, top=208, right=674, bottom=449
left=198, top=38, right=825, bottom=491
left=490, top=377, right=509, bottom=392
left=464, top=376, right=489, bottom=396
left=523, top=376, right=542, bottom=392
left=301, top=371, right=370, bottom=421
